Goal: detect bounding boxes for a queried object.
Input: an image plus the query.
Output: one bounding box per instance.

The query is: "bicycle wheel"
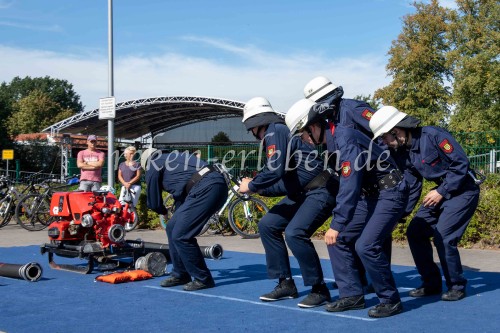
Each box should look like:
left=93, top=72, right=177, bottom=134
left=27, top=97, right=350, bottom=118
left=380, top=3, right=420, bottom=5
left=15, top=194, right=52, bottom=231
left=198, top=214, right=229, bottom=237
left=0, top=196, right=14, bottom=228
left=124, top=205, right=139, bottom=231
left=228, top=197, right=268, bottom=239
left=159, top=194, right=175, bottom=229
left=196, top=218, right=212, bottom=237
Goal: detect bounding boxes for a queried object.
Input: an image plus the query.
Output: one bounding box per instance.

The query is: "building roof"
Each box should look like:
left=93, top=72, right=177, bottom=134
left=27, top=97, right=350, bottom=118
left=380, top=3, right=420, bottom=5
left=42, top=96, right=246, bottom=140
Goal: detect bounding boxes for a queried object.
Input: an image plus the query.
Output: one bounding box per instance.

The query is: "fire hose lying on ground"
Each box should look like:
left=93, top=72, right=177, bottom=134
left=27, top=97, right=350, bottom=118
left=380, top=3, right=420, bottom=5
left=40, top=190, right=223, bottom=274
left=0, top=262, right=43, bottom=282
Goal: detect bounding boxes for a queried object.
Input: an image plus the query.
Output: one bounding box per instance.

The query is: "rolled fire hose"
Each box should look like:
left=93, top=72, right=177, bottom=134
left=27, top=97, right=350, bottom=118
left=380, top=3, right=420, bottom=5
left=134, top=244, right=223, bottom=276
left=130, top=240, right=224, bottom=261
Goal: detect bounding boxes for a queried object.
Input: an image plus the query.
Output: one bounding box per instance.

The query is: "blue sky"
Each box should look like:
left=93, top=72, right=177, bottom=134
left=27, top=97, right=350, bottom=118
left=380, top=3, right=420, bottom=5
left=0, top=0, right=457, bottom=113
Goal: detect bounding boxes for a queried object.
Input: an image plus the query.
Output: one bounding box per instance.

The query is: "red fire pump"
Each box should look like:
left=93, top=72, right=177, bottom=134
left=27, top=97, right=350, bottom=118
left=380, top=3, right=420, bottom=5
left=40, top=190, right=222, bottom=274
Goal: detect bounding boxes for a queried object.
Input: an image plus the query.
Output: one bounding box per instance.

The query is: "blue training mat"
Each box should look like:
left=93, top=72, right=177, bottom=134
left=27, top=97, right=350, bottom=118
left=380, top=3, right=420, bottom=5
left=1, top=245, right=499, bottom=333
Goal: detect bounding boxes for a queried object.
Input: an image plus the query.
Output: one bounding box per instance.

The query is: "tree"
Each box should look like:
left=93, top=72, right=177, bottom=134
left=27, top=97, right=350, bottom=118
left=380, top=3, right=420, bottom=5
left=7, top=90, right=74, bottom=137
left=0, top=76, right=83, bottom=111
left=353, top=94, right=382, bottom=110
left=447, top=0, right=500, bottom=132
left=0, top=76, right=83, bottom=144
left=374, top=0, right=452, bottom=126
left=211, top=131, right=232, bottom=144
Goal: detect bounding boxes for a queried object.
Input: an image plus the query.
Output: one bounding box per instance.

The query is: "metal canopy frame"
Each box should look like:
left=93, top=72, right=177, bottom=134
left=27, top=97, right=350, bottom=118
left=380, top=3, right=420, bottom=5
left=43, top=96, right=246, bottom=140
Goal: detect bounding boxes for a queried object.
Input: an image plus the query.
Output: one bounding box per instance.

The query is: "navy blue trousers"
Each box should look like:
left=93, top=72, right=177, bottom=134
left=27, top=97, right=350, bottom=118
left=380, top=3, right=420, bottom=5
left=407, top=186, right=479, bottom=291
left=329, top=186, right=406, bottom=303
left=258, top=188, right=335, bottom=286
left=166, top=175, right=227, bottom=285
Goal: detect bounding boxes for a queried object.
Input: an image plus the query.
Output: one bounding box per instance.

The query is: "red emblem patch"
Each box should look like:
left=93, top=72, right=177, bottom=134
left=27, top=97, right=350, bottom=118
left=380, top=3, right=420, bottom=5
left=439, top=139, right=454, bottom=153
left=361, top=109, right=374, bottom=120
left=267, top=145, right=276, bottom=158
left=341, top=161, right=351, bottom=177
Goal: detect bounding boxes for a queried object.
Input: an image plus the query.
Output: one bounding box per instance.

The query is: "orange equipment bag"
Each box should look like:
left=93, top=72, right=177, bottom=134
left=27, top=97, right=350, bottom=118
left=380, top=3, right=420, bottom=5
left=95, top=270, right=153, bottom=284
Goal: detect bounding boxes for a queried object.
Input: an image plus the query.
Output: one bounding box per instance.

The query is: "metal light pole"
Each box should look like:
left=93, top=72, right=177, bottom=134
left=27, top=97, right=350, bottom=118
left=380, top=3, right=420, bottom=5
left=107, top=0, right=115, bottom=187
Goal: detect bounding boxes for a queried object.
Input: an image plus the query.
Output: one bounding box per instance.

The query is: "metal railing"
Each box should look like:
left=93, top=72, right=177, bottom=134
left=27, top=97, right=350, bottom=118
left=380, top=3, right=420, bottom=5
left=0, top=169, right=60, bottom=184
left=468, top=149, right=500, bottom=174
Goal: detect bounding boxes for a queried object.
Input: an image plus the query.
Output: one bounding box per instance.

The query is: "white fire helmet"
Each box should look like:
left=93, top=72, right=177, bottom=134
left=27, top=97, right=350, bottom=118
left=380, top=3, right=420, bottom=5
left=303, top=76, right=337, bottom=102
left=241, top=97, right=275, bottom=123
left=369, top=106, right=408, bottom=139
left=140, top=147, right=159, bottom=170
left=285, top=99, right=316, bottom=135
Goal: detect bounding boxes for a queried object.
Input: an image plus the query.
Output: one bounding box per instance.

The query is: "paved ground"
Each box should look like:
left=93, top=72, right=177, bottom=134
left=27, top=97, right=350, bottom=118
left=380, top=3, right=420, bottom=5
left=1, top=223, right=499, bottom=272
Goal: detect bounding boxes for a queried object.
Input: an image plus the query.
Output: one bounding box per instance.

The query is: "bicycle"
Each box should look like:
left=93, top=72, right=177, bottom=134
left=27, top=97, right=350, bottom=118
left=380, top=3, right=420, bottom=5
left=14, top=176, right=80, bottom=231
left=0, top=172, right=46, bottom=229
left=0, top=175, right=9, bottom=200
left=159, top=164, right=269, bottom=239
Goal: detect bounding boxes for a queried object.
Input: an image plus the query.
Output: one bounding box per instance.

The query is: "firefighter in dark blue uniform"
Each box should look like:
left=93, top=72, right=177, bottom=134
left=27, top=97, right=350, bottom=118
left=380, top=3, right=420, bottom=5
left=142, top=148, right=228, bottom=291
left=238, top=97, right=336, bottom=308
left=370, top=106, right=481, bottom=301
left=303, top=75, right=376, bottom=138
left=304, top=76, right=391, bottom=292
left=287, top=98, right=408, bottom=318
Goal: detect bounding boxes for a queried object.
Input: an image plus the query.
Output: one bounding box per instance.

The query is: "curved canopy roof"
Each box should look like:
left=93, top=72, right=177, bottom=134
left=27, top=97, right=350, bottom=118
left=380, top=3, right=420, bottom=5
left=43, top=96, right=246, bottom=140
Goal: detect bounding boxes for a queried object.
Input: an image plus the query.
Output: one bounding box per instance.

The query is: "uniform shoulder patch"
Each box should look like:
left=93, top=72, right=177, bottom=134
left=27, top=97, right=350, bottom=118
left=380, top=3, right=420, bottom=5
left=439, top=139, right=454, bottom=153
left=361, top=109, right=374, bottom=120
left=267, top=144, right=276, bottom=158
left=341, top=161, right=352, bottom=177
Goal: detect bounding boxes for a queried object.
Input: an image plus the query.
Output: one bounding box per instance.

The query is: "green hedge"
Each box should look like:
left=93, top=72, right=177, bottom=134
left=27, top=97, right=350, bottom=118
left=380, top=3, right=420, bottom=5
left=134, top=174, right=500, bottom=249
left=391, top=174, right=500, bottom=248
left=254, top=175, right=500, bottom=249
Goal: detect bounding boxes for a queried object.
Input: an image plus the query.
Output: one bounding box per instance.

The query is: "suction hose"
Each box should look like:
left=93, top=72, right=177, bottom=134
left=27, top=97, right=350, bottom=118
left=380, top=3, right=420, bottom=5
left=0, top=262, right=43, bottom=282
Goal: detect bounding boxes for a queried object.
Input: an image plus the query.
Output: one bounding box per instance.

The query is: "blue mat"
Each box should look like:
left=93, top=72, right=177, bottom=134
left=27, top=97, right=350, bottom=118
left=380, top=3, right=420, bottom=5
left=1, top=245, right=499, bottom=333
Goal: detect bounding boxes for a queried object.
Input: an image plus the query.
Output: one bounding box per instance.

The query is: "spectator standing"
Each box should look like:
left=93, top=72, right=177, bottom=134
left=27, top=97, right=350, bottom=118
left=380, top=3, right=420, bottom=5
left=117, top=146, right=142, bottom=207
left=77, top=135, right=105, bottom=191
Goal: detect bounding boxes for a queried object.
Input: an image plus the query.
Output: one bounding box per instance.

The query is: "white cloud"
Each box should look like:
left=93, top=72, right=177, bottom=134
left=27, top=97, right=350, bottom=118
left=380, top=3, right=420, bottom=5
left=0, top=39, right=391, bottom=114
left=0, top=20, right=62, bottom=32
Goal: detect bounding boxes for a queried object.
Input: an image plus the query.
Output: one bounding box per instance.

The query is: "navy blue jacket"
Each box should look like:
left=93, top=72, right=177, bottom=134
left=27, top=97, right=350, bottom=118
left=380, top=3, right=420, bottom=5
left=145, top=150, right=225, bottom=214
left=316, top=96, right=375, bottom=138
left=325, top=124, right=403, bottom=232
left=405, top=126, right=473, bottom=201
left=392, top=150, right=423, bottom=217
left=248, top=122, right=325, bottom=196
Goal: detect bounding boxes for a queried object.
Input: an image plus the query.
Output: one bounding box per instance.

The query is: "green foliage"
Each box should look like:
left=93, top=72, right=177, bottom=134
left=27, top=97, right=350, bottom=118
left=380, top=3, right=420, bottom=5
left=462, top=174, right=500, bottom=248
left=391, top=175, right=500, bottom=248
left=375, top=0, right=452, bottom=127
left=211, top=131, right=232, bottom=144
left=13, top=140, right=60, bottom=173
left=7, top=90, right=74, bottom=137
left=0, top=75, right=82, bottom=143
left=136, top=190, right=162, bottom=229
left=132, top=173, right=500, bottom=249
left=447, top=0, right=500, bottom=132
left=375, top=0, right=499, bottom=131
left=0, top=76, right=83, bottom=112
left=258, top=174, right=500, bottom=249
left=352, top=94, right=382, bottom=110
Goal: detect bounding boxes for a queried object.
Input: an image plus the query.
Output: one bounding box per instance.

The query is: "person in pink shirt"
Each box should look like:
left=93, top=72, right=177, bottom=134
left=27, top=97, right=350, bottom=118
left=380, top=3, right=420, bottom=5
left=77, top=134, right=105, bottom=191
